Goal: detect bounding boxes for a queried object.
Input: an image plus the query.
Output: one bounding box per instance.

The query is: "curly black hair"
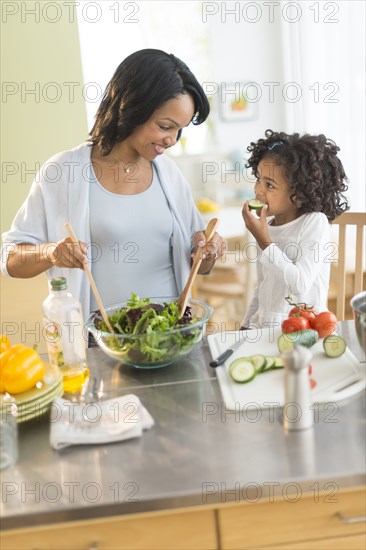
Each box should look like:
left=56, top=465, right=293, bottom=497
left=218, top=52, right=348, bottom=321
left=89, top=49, right=210, bottom=155
left=245, top=129, right=349, bottom=221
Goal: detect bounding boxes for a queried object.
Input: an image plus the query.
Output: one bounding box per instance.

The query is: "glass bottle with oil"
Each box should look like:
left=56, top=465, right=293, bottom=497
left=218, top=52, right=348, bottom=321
left=43, top=277, right=89, bottom=393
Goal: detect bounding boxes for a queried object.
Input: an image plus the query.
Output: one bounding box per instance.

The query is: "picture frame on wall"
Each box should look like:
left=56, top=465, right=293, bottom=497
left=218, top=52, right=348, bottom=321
left=219, top=81, right=259, bottom=122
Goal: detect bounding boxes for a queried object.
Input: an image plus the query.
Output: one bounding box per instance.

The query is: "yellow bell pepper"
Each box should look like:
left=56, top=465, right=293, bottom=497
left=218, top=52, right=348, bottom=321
left=0, top=334, right=12, bottom=390
left=0, top=345, right=13, bottom=392
left=0, top=344, right=45, bottom=395
left=0, top=334, right=11, bottom=353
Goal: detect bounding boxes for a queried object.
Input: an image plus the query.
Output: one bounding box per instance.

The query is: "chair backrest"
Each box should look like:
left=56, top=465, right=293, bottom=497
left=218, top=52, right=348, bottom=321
left=331, top=212, right=366, bottom=320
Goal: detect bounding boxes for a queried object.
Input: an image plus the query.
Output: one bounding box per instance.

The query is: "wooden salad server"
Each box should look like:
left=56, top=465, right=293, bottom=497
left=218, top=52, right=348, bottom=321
left=177, top=218, right=220, bottom=317
left=65, top=223, right=115, bottom=334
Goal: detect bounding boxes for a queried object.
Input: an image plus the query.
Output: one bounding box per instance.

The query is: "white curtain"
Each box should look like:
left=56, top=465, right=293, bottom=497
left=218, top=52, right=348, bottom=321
left=280, top=0, right=365, bottom=211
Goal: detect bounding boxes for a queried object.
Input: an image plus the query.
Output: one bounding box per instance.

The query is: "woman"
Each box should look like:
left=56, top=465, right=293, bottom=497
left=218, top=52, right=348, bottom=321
left=1, top=49, right=225, bottom=320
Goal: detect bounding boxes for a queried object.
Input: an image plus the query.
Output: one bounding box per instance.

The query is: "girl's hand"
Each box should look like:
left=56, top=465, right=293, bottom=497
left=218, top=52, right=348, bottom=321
left=242, top=201, right=272, bottom=250
left=48, top=237, right=87, bottom=269
left=191, top=231, right=226, bottom=274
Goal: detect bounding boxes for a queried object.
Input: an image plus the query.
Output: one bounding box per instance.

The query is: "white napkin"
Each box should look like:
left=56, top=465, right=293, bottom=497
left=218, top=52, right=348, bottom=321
left=50, top=394, right=154, bottom=450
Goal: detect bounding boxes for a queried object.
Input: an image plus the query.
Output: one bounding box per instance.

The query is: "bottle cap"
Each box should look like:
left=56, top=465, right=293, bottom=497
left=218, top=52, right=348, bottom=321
left=50, top=277, right=67, bottom=291
left=282, top=345, right=312, bottom=371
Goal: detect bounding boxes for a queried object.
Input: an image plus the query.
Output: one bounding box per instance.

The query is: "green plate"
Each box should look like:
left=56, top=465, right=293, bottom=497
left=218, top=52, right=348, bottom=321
left=16, top=384, right=64, bottom=423
left=1, top=362, right=62, bottom=406
left=1, top=362, right=64, bottom=422
left=15, top=380, right=63, bottom=412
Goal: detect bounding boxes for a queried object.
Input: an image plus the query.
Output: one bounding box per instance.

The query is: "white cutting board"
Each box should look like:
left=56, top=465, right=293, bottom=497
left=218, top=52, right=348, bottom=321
left=207, top=328, right=365, bottom=410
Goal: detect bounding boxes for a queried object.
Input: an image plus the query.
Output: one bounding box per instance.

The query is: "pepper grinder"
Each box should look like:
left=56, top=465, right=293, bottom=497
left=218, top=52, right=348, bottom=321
left=283, top=345, right=314, bottom=431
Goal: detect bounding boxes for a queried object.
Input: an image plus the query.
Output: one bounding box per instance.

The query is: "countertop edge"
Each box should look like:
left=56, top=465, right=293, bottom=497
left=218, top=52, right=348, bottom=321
left=2, top=473, right=365, bottom=531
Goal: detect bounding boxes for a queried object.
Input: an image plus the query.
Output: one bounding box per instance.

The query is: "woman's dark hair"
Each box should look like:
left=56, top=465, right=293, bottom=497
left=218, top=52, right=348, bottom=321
left=89, top=49, right=210, bottom=155
left=245, top=129, right=349, bottom=221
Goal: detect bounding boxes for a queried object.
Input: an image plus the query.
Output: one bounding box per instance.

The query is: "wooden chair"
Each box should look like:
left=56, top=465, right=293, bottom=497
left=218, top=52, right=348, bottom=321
left=330, top=212, right=366, bottom=320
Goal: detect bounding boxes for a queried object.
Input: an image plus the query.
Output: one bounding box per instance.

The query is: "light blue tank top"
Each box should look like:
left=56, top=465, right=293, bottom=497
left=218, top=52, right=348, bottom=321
left=89, top=166, right=178, bottom=310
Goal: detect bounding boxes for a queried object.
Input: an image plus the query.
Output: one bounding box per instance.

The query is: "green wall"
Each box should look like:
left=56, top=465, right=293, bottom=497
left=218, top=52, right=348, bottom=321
left=1, top=0, right=88, bottom=235
left=1, top=1, right=88, bottom=351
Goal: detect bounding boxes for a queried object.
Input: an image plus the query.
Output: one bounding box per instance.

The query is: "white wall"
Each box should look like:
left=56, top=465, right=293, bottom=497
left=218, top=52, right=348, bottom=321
left=76, top=1, right=285, bottom=199
left=188, top=5, right=286, bottom=199
left=76, top=2, right=365, bottom=210
left=205, top=6, right=286, bottom=157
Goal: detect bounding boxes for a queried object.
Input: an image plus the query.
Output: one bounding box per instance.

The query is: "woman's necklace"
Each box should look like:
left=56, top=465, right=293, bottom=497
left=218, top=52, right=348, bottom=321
left=110, top=152, right=133, bottom=174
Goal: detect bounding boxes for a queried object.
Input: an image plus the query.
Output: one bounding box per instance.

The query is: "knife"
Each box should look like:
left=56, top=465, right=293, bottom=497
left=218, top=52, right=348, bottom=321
left=209, top=336, right=247, bottom=368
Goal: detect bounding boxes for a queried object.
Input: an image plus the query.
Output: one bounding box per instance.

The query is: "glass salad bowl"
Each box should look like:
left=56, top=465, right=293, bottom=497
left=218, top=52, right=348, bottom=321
left=86, top=296, right=213, bottom=368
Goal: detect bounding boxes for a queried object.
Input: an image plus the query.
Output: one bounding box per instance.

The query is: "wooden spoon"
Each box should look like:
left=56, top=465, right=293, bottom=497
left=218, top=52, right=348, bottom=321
left=177, top=218, right=220, bottom=317
left=65, top=223, right=115, bottom=334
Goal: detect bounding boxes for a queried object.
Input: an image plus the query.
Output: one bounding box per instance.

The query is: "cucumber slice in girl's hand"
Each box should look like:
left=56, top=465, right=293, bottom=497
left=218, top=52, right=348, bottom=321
left=229, top=359, right=256, bottom=383
left=248, top=199, right=266, bottom=211
left=323, top=335, right=347, bottom=358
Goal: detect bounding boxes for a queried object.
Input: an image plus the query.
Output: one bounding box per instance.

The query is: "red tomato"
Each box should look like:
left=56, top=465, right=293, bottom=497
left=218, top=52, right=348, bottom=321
left=281, top=317, right=310, bottom=333
left=310, top=378, right=317, bottom=390
left=289, top=306, right=317, bottom=321
left=308, top=364, right=313, bottom=376
left=310, top=311, right=338, bottom=338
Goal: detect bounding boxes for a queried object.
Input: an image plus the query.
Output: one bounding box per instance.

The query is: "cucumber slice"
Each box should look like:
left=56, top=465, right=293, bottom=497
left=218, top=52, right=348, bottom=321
left=261, top=356, right=284, bottom=371
left=249, top=354, right=267, bottom=373
left=248, top=199, right=265, bottom=211
left=272, top=356, right=285, bottom=369
left=264, top=355, right=276, bottom=369
left=323, top=335, right=347, bottom=358
left=277, top=329, right=319, bottom=353
left=229, top=359, right=256, bottom=383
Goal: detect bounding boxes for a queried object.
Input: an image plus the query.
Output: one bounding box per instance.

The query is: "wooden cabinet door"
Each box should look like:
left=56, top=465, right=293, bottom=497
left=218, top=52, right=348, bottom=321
left=0, top=508, right=218, bottom=550
left=218, top=487, right=366, bottom=549
left=265, top=532, right=366, bottom=549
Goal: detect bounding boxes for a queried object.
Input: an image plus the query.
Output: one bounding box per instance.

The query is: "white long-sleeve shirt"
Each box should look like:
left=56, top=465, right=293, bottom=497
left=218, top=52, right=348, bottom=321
left=241, top=212, right=331, bottom=328
left=1, top=143, right=204, bottom=321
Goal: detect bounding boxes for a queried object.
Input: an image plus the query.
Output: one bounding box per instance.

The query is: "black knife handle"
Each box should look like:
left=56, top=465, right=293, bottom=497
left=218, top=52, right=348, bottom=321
left=209, top=349, right=233, bottom=368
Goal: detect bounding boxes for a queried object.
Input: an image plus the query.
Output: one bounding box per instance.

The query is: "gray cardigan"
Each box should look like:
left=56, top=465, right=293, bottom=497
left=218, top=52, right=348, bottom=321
left=1, top=143, right=204, bottom=321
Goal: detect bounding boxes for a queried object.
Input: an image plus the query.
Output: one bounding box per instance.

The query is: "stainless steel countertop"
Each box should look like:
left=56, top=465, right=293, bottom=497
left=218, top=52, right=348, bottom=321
left=1, top=321, right=365, bottom=530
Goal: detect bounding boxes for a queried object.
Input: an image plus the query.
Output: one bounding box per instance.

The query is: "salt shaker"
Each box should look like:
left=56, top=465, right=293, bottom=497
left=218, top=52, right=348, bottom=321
left=283, top=345, right=314, bottom=431
left=0, top=393, right=18, bottom=470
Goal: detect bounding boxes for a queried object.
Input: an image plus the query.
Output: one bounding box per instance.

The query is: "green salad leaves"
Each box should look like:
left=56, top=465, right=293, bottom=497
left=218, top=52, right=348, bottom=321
left=95, top=293, right=201, bottom=365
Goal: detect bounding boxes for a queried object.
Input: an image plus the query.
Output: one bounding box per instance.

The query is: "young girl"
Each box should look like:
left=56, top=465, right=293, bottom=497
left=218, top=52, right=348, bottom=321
left=241, top=129, right=349, bottom=328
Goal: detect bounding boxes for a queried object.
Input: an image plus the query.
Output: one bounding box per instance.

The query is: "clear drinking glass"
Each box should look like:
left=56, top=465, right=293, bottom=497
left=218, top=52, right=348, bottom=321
left=0, top=393, right=18, bottom=470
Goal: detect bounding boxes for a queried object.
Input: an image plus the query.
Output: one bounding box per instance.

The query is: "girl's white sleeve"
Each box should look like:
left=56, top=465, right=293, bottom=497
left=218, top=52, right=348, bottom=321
left=259, top=213, right=330, bottom=297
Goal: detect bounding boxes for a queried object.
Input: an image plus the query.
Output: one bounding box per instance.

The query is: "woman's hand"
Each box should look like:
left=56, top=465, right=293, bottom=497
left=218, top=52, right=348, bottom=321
left=6, top=238, right=87, bottom=278
left=48, top=237, right=87, bottom=270
left=192, top=231, right=226, bottom=274
left=242, top=201, right=272, bottom=250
